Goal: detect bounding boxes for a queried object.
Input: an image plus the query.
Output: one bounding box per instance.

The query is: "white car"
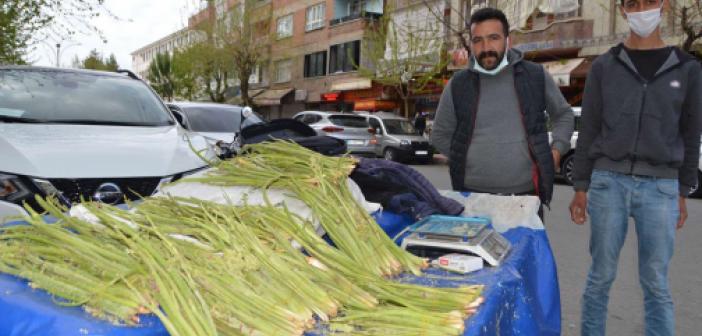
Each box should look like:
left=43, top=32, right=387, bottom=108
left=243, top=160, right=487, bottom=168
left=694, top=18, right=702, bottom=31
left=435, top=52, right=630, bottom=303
left=691, top=144, right=702, bottom=198
left=0, top=66, right=214, bottom=223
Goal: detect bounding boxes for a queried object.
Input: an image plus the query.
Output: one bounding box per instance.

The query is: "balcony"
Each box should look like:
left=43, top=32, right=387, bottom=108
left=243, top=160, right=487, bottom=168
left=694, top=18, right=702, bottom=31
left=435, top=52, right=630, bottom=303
left=331, top=0, right=383, bottom=26
left=330, top=11, right=383, bottom=26
left=511, top=19, right=594, bottom=52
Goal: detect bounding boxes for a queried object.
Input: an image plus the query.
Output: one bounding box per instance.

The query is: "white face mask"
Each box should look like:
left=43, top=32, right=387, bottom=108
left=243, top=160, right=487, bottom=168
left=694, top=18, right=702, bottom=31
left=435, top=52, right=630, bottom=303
left=625, top=4, right=663, bottom=38
left=472, top=38, right=510, bottom=76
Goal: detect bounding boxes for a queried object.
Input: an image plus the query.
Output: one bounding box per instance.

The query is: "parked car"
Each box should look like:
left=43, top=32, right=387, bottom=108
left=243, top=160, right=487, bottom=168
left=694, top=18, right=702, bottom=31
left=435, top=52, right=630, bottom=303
left=166, top=102, right=264, bottom=143
left=0, top=66, right=214, bottom=223
left=690, top=144, right=702, bottom=198
left=356, top=112, right=434, bottom=163
left=549, top=107, right=581, bottom=185
left=292, top=111, right=376, bottom=156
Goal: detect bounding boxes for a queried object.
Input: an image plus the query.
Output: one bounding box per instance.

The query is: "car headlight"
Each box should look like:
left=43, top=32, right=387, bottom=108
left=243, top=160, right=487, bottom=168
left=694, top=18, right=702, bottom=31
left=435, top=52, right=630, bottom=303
left=0, top=173, right=32, bottom=203
left=400, top=139, right=412, bottom=146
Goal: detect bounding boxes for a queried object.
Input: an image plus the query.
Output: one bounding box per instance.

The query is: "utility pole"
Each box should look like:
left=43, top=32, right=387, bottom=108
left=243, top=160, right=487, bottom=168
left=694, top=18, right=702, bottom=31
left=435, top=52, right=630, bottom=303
left=56, top=43, right=61, bottom=67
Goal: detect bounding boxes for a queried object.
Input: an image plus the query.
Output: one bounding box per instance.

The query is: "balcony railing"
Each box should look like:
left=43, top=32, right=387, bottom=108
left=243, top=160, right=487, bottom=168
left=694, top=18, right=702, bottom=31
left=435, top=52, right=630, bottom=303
left=330, top=12, right=382, bottom=26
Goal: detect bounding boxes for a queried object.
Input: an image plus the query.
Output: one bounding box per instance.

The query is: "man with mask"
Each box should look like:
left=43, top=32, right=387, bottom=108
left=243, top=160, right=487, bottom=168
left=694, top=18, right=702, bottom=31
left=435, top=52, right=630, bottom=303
left=431, top=7, right=574, bottom=216
left=569, top=0, right=701, bottom=334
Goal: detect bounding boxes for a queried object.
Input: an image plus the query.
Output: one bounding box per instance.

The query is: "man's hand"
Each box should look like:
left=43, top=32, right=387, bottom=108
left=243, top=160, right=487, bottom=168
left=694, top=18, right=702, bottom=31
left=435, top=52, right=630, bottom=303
left=678, top=196, right=688, bottom=229
left=570, top=191, right=587, bottom=225
left=552, top=149, right=562, bottom=172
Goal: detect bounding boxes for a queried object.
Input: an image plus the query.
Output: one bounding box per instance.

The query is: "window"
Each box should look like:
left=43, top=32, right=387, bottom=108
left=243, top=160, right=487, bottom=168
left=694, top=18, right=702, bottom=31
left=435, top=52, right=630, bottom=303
left=306, top=3, right=326, bottom=31
left=304, top=51, right=327, bottom=78
left=274, top=59, right=292, bottom=83
left=348, top=0, right=366, bottom=16
left=368, top=118, right=383, bottom=134
left=329, top=41, right=360, bottom=73
left=277, top=14, right=293, bottom=39
left=328, top=115, right=368, bottom=127
left=299, top=114, right=321, bottom=125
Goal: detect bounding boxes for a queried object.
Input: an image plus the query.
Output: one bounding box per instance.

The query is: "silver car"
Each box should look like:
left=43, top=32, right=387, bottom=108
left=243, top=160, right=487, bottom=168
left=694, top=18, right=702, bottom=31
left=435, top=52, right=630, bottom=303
left=356, top=112, right=434, bottom=163
left=292, top=111, right=376, bottom=156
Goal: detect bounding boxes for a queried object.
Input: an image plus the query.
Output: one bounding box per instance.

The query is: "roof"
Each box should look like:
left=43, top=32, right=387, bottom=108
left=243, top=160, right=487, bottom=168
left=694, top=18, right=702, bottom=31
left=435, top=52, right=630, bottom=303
left=0, top=66, right=129, bottom=78
left=355, top=111, right=407, bottom=120
left=295, top=111, right=362, bottom=117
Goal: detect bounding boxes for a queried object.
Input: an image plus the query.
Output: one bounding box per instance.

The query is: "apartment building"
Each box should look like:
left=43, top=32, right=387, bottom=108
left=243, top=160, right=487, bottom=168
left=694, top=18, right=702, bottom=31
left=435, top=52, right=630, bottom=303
left=252, top=0, right=388, bottom=119
left=444, top=0, right=688, bottom=106
left=130, top=28, right=200, bottom=80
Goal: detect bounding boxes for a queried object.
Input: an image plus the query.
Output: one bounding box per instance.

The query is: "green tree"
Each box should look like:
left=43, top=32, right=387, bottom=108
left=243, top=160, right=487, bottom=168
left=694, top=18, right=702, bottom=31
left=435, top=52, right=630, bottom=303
left=0, top=0, right=112, bottom=64
left=356, top=2, right=449, bottom=117
left=171, top=49, right=198, bottom=101
left=0, top=1, right=46, bottom=64
left=75, top=49, right=119, bottom=71
left=147, top=53, right=176, bottom=101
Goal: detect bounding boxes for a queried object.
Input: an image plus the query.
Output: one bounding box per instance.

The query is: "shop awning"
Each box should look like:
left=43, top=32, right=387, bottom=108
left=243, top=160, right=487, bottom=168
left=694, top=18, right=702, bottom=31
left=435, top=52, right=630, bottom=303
left=253, top=88, right=294, bottom=106
left=225, top=88, right=265, bottom=105
left=330, top=78, right=372, bottom=91
left=541, top=58, right=585, bottom=87
left=354, top=99, right=398, bottom=112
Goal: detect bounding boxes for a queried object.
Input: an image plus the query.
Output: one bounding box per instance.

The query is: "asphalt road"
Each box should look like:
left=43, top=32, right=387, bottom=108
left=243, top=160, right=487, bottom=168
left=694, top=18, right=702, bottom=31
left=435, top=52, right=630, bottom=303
left=409, top=162, right=702, bottom=336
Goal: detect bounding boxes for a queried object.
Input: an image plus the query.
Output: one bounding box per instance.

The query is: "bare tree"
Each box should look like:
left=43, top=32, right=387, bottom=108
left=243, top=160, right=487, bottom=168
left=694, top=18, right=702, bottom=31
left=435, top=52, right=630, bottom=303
left=227, top=0, right=272, bottom=108
left=355, top=2, right=449, bottom=117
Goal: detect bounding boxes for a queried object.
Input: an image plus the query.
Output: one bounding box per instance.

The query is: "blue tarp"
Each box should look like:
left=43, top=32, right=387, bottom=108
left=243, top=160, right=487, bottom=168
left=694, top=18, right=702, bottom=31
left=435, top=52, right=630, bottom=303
left=0, top=212, right=561, bottom=336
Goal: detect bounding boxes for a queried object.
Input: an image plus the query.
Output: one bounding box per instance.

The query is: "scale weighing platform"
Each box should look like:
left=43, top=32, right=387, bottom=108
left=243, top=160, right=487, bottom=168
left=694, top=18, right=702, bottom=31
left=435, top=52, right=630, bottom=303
left=400, top=215, right=511, bottom=266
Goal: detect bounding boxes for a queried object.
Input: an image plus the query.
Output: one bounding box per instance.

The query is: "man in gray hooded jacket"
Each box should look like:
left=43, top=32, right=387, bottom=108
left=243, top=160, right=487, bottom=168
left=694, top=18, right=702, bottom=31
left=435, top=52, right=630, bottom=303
left=431, top=7, right=574, bottom=210
left=570, top=0, right=701, bottom=334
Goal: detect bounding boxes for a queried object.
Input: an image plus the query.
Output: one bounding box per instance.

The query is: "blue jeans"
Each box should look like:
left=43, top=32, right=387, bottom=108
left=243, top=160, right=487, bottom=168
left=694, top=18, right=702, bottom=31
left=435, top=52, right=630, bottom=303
left=581, top=170, right=678, bottom=336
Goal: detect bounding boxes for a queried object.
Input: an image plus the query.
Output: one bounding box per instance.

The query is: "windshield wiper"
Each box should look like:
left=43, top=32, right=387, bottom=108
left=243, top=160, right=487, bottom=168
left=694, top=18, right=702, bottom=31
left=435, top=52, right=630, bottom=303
left=0, top=115, right=48, bottom=123
left=43, top=119, right=173, bottom=127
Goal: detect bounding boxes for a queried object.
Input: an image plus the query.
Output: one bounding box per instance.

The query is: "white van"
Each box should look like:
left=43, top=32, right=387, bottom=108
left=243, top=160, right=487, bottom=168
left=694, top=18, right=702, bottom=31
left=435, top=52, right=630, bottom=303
left=0, top=67, right=214, bottom=223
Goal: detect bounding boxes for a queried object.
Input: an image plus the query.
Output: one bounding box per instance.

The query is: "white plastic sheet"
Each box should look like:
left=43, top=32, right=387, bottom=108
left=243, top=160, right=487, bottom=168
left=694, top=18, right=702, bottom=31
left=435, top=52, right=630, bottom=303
left=441, top=191, right=544, bottom=233
left=153, top=171, right=381, bottom=236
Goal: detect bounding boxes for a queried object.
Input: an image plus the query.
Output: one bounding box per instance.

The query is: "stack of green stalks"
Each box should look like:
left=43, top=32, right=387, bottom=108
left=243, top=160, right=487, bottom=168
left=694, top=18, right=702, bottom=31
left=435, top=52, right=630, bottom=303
left=187, top=140, right=425, bottom=277
left=0, top=141, right=484, bottom=336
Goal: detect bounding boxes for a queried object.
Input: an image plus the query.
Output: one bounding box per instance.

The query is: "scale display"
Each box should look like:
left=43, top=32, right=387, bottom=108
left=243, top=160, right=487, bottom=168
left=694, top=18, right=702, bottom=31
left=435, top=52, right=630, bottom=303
left=401, top=215, right=511, bottom=266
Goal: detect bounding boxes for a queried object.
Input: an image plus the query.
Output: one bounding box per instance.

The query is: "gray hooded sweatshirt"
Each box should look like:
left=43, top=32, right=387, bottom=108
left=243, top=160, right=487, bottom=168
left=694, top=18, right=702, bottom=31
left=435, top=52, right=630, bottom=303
left=572, top=44, right=702, bottom=195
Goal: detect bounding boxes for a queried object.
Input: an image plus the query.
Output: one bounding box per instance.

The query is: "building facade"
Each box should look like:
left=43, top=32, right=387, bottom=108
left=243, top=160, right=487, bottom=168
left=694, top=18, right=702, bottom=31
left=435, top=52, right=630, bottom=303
left=130, top=28, right=200, bottom=80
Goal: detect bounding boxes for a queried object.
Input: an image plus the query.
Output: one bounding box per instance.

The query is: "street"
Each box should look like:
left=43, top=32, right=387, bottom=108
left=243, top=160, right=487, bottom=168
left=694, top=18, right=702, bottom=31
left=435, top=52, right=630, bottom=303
left=410, top=162, right=702, bottom=335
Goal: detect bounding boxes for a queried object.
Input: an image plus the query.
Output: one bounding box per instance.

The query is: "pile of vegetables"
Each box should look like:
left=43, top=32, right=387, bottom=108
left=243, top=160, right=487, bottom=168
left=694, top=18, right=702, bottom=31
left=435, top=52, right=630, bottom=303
left=0, top=141, right=483, bottom=336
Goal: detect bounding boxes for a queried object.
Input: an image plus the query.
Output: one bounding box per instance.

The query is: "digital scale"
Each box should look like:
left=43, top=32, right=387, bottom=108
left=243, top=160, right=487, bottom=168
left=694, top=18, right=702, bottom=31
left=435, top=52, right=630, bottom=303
left=400, top=215, right=511, bottom=266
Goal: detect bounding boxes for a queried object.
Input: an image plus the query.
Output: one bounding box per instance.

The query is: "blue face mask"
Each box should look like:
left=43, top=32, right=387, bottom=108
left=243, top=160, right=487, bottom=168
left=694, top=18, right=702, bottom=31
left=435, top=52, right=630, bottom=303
left=473, top=53, right=509, bottom=75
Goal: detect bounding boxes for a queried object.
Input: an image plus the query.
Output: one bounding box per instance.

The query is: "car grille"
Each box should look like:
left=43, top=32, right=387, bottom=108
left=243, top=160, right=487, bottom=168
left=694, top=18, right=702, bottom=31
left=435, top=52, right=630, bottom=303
left=411, top=141, right=430, bottom=150
left=49, top=177, right=162, bottom=204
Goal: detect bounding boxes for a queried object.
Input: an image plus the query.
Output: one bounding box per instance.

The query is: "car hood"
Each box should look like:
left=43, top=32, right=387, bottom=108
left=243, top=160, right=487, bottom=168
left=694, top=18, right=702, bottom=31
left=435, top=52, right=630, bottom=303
left=0, top=124, right=211, bottom=178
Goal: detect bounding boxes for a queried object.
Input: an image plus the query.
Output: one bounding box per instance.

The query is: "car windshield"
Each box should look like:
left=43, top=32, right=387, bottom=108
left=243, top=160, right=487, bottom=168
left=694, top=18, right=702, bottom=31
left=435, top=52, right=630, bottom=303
left=383, top=119, right=416, bottom=135
left=180, top=106, right=264, bottom=133
left=0, top=69, right=173, bottom=126
left=328, top=115, right=368, bottom=128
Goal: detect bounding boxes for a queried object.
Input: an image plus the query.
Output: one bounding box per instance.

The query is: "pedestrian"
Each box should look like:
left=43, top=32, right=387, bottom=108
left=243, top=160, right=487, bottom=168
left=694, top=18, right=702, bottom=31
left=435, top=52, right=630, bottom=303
left=414, top=111, right=427, bottom=136
left=569, top=1, right=702, bottom=335
left=431, top=7, right=574, bottom=218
